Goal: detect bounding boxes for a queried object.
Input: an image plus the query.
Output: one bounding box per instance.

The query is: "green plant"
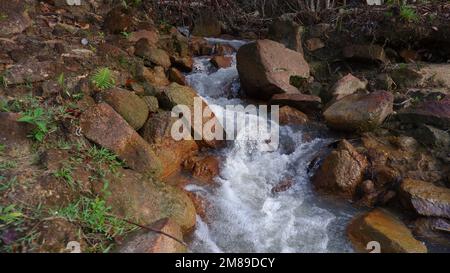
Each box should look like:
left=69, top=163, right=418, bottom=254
left=54, top=165, right=75, bottom=188
left=0, top=205, right=23, bottom=227
left=0, top=160, right=17, bottom=171
left=400, top=6, right=418, bottom=22
left=0, top=13, right=8, bottom=21
left=0, top=75, right=6, bottom=88
left=121, top=31, right=131, bottom=39
left=91, top=68, right=115, bottom=90
left=17, top=108, right=50, bottom=142
left=0, top=144, right=4, bottom=154
left=88, top=146, right=123, bottom=172
left=0, top=176, right=17, bottom=192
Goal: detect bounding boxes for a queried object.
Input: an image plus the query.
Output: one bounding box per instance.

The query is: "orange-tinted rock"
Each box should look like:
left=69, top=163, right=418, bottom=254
left=278, top=106, right=309, bottom=125
left=137, top=65, right=169, bottom=87
left=183, top=156, right=220, bottom=184
left=210, top=56, right=233, bottom=69
left=170, top=55, right=194, bottom=72
left=347, top=209, right=427, bottom=253
left=168, top=67, right=186, bottom=85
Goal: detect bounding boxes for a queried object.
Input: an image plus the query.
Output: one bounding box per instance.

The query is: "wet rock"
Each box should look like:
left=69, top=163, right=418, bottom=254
left=129, top=29, right=159, bottom=44
left=305, top=38, right=325, bottom=52
left=4, top=59, right=56, bottom=85
left=270, top=93, right=321, bottom=115
left=170, top=56, right=194, bottom=73
left=237, top=39, right=310, bottom=100
left=413, top=218, right=450, bottom=246
left=96, top=169, right=196, bottom=232
left=324, top=91, right=394, bottom=132
left=210, top=56, right=232, bottom=69
left=0, top=1, right=32, bottom=37
left=80, top=103, right=163, bottom=177
left=312, top=140, right=368, bottom=198
left=101, top=88, right=149, bottom=130
left=0, top=112, right=33, bottom=157
left=137, top=65, right=169, bottom=87
left=190, top=37, right=214, bottom=56
left=116, top=219, right=186, bottom=253
left=135, top=39, right=171, bottom=69
left=330, top=73, right=367, bottom=101
left=400, top=179, right=450, bottom=219
left=168, top=67, right=186, bottom=86
left=140, top=111, right=198, bottom=178
left=142, top=96, right=159, bottom=113
left=36, top=218, right=85, bottom=253
left=103, top=6, right=132, bottom=34
left=268, top=17, right=304, bottom=53
left=271, top=178, right=294, bottom=194
left=343, top=44, right=388, bottom=64
left=192, top=12, right=221, bottom=37
left=278, top=106, right=309, bottom=126
left=397, top=97, right=450, bottom=130
left=347, top=209, right=427, bottom=253
left=215, top=44, right=235, bottom=56
left=183, top=155, right=220, bottom=184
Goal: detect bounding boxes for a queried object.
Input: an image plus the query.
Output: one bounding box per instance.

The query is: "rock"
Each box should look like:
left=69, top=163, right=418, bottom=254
left=410, top=124, right=450, bottom=149
left=389, top=65, right=423, bottom=89
left=268, top=17, right=304, bottom=53
left=347, top=209, right=427, bottom=253
left=157, top=83, right=225, bottom=148
left=400, top=179, right=450, bottom=219
left=159, top=31, right=190, bottom=58
left=135, top=39, right=171, bottom=69
left=4, top=59, right=56, bottom=85
left=190, top=37, right=214, bottom=56
left=270, top=93, right=321, bottom=115
left=397, top=97, right=450, bottom=130
left=0, top=1, right=32, bottom=37
left=80, top=103, right=163, bottom=177
left=278, top=106, right=309, bottom=126
left=343, top=44, right=388, bottom=64
left=137, top=65, right=169, bottom=87
left=330, top=74, right=367, bottom=101
left=103, top=6, right=132, bottom=34
left=374, top=74, right=395, bottom=91
left=168, top=67, right=186, bottom=86
left=183, top=156, right=220, bottom=184
left=413, top=218, right=450, bottom=246
left=323, top=91, right=394, bottom=132
left=312, top=139, right=368, bottom=198
left=101, top=88, right=149, bottom=130
left=308, top=23, right=331, bottom=38
left=140, top=111, right=198, bottom=178
left=237, top=39, right=310, bottom=100
left=192, top=12, right=221, bottom=37
left=210, top=56, right=232, bottom=69
left=400, top=49, right=420, bottom=63
left=271, top=178, right=294, bottom=194
left=97, top=169, right=196, bottom=231
left=116, top=219, right=186, bottom=253
left=305, top=38, right=325, bottom=51
left=0, top=112, right=33, bottom=157
left=36, top=218, right=85, bottom=253
left=128, top=29, right=159, bottom=44
left=170, top=56, right=194, bottom=73
left=142, top=96, right=159, bottom=113
left=416, top=64, right=450, bottom=89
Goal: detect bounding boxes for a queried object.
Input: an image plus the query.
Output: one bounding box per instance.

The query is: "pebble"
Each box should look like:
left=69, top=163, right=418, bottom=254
left=81, top=38, right=89, bottom=46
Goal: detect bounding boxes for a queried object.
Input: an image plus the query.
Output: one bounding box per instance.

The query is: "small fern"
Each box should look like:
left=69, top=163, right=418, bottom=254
left=400, top=6, right=418, bottom=22
left=91, top=68, right=115, bottom=90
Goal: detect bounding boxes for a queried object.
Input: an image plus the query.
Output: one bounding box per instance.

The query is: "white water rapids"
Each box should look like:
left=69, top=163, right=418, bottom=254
left=184, top=38, right=361, bottom=253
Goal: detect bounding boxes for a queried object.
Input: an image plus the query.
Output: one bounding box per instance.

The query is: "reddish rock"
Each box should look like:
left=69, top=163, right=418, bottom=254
left=210, top=56, right=233, bottom=69
left=270, top=93, right=321, bottom=115
left=237, top=40, right=310, bottom=100
left=323, top=91, right=394, bottom=132
left=137, top=65, right=169, bottom=87
left=305, top=38, right=325, bottom=51
left=400, top=179, right=450, bottom=219
left=183, top=156, right=220, bottom=184
left=347, top=209, right=427, bottom=253
left=129, top=29, right=159, bottom=44
left=313, top=139, right=368, bottom=198
left=116, top=219, right=186, bottom=253
left=168, top=67, right=186, bottom=86
left=330, top=73, right=367, bottom=101
left=170, top=56, right=194, bottom=73
left=278, top=106, right=309, bottom=126
left=397, top=97, right=450, bottom=130
left=80, top=103, right=163, bottom=177
left=101, top=88, right=149, bottom=130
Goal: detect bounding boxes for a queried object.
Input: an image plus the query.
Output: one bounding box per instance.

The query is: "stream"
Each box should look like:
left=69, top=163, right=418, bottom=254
left=184, top=38, right=362, bottom=253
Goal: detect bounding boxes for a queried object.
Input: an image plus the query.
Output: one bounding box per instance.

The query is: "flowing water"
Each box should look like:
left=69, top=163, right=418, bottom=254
left=184, top=38, right=362, bottom=253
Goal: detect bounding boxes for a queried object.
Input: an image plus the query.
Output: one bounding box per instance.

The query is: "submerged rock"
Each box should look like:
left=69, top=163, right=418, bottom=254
left=312, top=140, right=368, bottom=198
left=324, top=91, right=393, bottom=132
left=116, top=219, right=186, bottom=253
left=237, top=39, right=310, bottom=100
left=347, top=209, right=427, bottom=253
left=400, top=179, right=450, bottom=219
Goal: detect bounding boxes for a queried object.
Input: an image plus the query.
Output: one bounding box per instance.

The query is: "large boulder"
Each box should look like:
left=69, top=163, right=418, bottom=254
left=397, top=97, right=450, bottom=130
left=0, top=1, right=32, bottom=37
left=323, top=91, right=394, bottom=132
left=270, top=93, right=321, bottom=115
left=80, top=103, right=163, bottom=177
left=115, top=219, right=186, bottom=253
left=312, top=140, right=368, bottom=198
left=101, top=88, right=149, bottom=130
left=268, top=16, right=304, bottom=53
left=237, top=40, right=310, bottom=100
left=400, top=179, right=450, bottom=219
left=347, top=209, right=427, bottom=253
left=135, top=39, right=171, bottom=69
left=140, top=111, right=198, bottom=179
left=95, top=169, right=196, bottom=232
left=192, top=12, right=221, bottom=37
